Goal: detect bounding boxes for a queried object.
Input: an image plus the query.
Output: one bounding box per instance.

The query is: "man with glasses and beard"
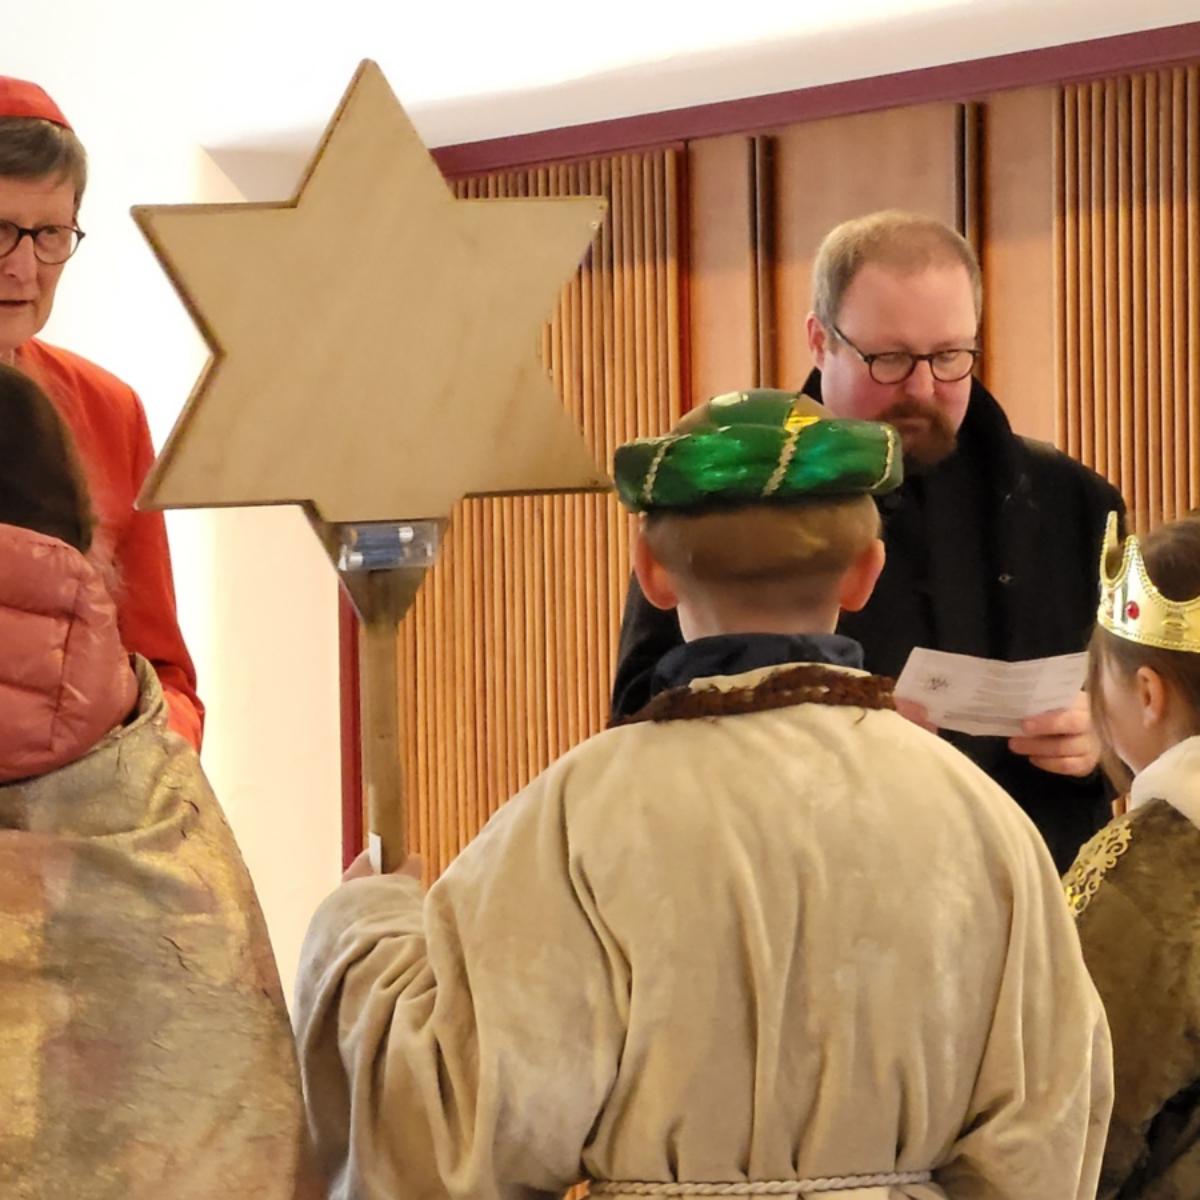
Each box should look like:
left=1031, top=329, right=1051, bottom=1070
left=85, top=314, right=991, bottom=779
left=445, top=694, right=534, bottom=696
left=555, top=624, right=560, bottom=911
left=613, top=210, right=1124, bottom=871
left=0, top=77, right=202, bottom=748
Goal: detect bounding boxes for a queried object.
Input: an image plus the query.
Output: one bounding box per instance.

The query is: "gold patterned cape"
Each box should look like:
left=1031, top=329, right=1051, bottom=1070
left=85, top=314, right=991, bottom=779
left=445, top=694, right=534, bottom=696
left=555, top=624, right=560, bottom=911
left=0, top=659, right=317, bottom=1200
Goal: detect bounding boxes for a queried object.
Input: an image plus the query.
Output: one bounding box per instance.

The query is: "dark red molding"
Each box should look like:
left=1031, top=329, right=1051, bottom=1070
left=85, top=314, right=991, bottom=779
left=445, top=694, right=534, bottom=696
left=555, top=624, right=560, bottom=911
left=433, top=21, right=1200, bottom=177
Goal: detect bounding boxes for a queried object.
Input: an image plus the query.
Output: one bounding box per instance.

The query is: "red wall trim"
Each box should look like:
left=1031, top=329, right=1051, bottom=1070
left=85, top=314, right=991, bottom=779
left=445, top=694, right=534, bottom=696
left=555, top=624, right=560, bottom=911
left=433, top=21, right=1200, bottom=177
left=338, top=589, right=363, bottom=870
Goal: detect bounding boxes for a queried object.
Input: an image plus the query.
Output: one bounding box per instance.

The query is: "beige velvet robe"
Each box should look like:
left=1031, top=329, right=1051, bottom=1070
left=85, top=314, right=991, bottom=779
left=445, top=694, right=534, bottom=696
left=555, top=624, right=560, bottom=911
left=296, top=665, right=1112, bottom=1200
left=0, top=660, right=315, bottom=1200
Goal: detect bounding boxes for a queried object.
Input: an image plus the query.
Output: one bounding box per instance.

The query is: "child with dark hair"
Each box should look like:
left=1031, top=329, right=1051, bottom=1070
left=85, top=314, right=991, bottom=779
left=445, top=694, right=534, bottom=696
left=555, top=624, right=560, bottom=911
left=1066, top=512, right=1200, bottom=1198
left=0, top=364, right=315, bottom=1199
left=0, top=360, right=93, bottom=550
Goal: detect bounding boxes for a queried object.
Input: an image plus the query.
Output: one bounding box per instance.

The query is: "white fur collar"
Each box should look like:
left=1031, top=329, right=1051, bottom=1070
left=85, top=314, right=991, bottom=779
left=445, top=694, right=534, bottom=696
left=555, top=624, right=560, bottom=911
left=1131, top=736, right=1200, bottom=829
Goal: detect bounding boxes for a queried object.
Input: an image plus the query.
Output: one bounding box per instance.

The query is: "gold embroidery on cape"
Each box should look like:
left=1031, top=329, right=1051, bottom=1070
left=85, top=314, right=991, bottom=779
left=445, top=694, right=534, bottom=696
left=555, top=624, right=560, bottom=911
left=1064, top=818, right=1135, bottom=916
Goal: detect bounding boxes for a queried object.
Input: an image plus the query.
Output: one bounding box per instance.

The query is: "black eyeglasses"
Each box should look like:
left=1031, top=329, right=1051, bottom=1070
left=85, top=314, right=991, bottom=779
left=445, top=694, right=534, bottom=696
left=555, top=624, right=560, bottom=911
left=832, top=325, right=979, bottom=384
left=0, top=219, right=86, bottom=265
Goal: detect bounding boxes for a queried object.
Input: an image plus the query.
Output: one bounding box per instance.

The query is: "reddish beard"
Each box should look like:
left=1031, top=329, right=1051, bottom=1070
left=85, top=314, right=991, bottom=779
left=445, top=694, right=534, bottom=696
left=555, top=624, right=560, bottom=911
left=878, top=398, right=959, bottom=471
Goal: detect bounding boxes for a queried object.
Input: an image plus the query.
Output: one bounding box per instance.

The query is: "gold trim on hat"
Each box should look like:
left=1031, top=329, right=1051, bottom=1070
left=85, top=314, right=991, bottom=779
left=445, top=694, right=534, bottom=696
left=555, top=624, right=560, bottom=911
left=761, top=429, right=801, bottom=497
left=641, top=438, right=676, bottom=507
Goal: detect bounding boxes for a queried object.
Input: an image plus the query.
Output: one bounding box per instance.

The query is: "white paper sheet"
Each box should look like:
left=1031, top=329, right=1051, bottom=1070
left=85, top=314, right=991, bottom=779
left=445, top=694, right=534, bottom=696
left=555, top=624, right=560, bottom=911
left=894, top=648, right=1088, bottom=737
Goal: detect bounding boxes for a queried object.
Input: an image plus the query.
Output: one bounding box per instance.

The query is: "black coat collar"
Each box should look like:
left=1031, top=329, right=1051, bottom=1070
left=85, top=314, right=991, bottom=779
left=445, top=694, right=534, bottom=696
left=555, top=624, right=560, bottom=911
left=802, top=369, right=1038, bottom=653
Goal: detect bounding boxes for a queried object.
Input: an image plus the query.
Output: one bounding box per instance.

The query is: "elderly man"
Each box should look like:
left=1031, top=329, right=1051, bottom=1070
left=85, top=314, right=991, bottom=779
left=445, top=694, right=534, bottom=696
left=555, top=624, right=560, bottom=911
left=614, top=210, right=1123, bottom=871
left=0, top=76, right=202, bottom=748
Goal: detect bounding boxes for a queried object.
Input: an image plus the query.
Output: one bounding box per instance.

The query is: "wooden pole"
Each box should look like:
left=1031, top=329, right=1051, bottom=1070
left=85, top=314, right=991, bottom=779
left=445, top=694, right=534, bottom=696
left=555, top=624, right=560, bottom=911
left=312, top=507, right=447, bottom=874
left=353, top=568, right=426, bottom=872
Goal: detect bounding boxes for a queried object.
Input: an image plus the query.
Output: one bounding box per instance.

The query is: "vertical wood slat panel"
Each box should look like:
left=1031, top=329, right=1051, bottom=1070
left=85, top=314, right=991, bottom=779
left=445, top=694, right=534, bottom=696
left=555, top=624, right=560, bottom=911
left=390, top=149, right=683, bottom=883
left=1102, top=80, right=1120, bottom=482
left=1156, top=71, right=1173, bottom=527
left=770, top=102, right=962, bottom=391
left=1057, top=65, right=1200, bottom=529
left=977, top=87, right=1057, bottom=443
left=1131, top=73, right=1149, bottom=522
left=1115, top=80, right=1135, bottom=514
left=1058, top=86, right=1080, bottom=459
left=1079, top=85, right=1097, bottom=469
left=752, top=135, right=776, bottom=387
left=1172, top=70, right=1190, bottom=519
left=1190, top=69, right=1200, bottom=505
left=1147, top=71, right=1165, bottom=526
left=686, top=136, right=758, bottom=406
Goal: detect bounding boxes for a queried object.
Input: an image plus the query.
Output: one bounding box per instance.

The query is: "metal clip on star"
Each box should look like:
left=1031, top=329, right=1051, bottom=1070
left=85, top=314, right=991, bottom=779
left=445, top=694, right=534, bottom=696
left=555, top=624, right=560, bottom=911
left=336, top=520, right=441, bottom=573
left=335, top=519, right=444, bottom=872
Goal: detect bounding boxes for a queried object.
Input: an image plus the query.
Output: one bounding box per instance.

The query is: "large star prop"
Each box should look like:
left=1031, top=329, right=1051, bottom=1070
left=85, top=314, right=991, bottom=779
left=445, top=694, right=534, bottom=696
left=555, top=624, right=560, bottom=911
left=133, top=60, right=609, bottom=525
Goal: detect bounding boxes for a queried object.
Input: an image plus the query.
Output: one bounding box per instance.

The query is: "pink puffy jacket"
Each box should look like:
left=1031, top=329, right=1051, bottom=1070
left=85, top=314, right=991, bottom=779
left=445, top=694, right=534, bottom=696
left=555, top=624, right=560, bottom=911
left=0, top=522, right=138, bottom=782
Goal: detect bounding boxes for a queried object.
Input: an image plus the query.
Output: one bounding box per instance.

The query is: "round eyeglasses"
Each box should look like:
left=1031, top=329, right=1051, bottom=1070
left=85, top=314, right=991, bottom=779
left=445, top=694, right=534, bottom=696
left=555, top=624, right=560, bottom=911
left=0, top=219, right=86, bottom=265
left=832, top=325, right=979, bottom=385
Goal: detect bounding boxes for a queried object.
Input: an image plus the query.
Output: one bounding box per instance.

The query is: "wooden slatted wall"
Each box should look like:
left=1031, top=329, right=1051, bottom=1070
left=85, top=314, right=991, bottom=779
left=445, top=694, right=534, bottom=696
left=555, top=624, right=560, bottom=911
left=396, top=150, right=683, bottom=880
left=1058, top=67, right=1200, bottom=526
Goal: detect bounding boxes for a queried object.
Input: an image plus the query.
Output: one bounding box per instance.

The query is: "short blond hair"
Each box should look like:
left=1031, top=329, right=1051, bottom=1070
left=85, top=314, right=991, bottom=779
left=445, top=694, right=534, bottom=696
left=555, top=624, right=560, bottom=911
left=812, top=210, right=982, bottom=329
left=644, top=494, right=880, bottom=613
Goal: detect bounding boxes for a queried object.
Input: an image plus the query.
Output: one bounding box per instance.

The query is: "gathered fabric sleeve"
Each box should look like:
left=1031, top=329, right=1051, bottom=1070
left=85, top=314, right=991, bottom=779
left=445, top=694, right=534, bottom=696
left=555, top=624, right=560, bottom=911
left=934, top=828, right=1114, bottom=1200
left=294, top=768, right=625, bottom=1200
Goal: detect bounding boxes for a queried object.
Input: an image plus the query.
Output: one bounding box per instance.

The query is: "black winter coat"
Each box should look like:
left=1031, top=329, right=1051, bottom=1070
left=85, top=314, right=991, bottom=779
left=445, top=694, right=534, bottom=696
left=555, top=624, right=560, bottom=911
left=611, top=374, right=1126, bottom=872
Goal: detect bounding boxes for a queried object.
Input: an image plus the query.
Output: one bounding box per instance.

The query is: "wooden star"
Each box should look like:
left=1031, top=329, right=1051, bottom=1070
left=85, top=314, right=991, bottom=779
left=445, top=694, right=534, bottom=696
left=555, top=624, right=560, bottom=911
left=132, top=59, right=609, bottom=526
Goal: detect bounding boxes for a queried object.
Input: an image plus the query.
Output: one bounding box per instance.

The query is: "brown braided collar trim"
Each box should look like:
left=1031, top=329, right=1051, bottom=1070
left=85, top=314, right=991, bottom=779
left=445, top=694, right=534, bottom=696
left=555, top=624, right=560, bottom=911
left=610, top=663, right=896, bottom=728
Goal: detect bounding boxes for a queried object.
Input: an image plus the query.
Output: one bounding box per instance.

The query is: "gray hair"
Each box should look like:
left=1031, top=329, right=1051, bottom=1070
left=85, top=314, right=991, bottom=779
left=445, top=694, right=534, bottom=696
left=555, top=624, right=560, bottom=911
left=0, top=116, right=88, bottom=206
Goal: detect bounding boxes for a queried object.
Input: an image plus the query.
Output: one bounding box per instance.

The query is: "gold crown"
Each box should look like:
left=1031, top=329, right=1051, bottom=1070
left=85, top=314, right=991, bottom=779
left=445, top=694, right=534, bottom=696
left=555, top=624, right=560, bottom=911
left=1097, top=512, right=1200, bottom=653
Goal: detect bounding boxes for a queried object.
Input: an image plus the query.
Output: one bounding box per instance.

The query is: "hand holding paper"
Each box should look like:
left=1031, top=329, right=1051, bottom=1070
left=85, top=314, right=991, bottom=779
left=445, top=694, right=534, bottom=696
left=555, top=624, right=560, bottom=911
left=894, top=648, right=1100, bottom=778
left=1008, top=691, right=1100, bottom=777
left=894, top=648, right=1087, bottom=737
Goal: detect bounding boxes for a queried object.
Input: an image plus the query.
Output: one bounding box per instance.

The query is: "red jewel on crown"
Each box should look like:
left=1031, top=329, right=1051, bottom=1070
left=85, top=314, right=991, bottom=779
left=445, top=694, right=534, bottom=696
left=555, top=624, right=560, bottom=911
left=1126, top=601, right=1140, bottom=620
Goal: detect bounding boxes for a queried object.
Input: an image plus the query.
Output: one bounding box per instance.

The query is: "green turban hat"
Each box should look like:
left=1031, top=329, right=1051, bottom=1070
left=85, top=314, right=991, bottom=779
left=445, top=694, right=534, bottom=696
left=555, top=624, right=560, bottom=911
left=614, top=389, right=903, bottom=513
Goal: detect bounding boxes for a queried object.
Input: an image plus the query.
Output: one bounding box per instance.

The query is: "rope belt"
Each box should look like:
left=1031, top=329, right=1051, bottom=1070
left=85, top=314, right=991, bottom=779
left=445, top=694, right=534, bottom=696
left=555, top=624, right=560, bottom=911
left=590, top=1171, right=934, bottom=1195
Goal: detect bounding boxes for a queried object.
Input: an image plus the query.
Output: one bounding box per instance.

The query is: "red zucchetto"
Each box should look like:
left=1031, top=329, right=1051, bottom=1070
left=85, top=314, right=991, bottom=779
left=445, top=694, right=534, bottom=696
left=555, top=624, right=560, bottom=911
left=0, top=77, right=72, bottom=130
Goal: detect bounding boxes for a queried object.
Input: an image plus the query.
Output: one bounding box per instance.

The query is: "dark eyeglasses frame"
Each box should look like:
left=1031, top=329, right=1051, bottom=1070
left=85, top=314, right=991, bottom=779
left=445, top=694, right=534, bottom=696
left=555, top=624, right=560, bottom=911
left=832, top=324, right=980, bottom=384
left=0, top=219, right=86, bottom=265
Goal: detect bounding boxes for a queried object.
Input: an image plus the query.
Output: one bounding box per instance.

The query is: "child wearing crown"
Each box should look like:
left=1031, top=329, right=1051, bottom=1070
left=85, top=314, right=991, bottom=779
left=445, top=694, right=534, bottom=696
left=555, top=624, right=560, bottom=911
left=1065, top=512, right=1200, bottom=1198
left=295, top=391, right=1111, bottom=1200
